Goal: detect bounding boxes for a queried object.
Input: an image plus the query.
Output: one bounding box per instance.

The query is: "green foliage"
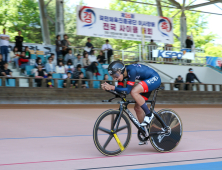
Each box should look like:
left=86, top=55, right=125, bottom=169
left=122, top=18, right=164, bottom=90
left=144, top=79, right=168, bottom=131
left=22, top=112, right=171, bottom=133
left=0, top=0, right=42, bottom=43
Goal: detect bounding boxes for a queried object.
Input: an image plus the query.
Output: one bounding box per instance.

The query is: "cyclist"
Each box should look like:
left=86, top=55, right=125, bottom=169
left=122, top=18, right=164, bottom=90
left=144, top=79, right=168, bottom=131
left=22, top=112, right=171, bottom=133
left=101, top=61, right=161, bottom=145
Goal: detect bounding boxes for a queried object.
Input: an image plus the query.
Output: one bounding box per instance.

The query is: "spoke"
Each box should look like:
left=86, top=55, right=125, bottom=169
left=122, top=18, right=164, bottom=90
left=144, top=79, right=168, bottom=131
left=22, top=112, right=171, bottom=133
left=116, top=125, right=128, bottom=133
left=103, top=135, right=113, bottom=149
left=98, top=127, right=111, bottom=134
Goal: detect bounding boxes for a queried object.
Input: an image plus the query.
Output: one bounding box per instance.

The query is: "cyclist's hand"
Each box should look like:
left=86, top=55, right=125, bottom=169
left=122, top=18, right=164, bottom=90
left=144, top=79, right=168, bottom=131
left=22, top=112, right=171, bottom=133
left=104, top=83, right=115, bottom=91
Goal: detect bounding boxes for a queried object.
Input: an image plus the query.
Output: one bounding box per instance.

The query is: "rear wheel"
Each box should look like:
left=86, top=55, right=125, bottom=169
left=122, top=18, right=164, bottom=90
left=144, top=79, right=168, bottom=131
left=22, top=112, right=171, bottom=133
left=93, top=110, right=131, bottom=156
left=149, top=109, right=183, bottom=152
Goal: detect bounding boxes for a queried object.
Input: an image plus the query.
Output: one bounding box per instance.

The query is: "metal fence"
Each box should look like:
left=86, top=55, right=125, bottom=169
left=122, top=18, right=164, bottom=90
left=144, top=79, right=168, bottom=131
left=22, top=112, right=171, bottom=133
left=1, top=77, right=222, bottom=92
left=69, top=45, right=206, bottom=66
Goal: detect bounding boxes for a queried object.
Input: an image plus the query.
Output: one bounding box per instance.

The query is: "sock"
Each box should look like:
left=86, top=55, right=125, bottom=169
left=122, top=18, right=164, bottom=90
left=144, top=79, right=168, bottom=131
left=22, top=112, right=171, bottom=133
left=140, top=103, right=151, bottom=117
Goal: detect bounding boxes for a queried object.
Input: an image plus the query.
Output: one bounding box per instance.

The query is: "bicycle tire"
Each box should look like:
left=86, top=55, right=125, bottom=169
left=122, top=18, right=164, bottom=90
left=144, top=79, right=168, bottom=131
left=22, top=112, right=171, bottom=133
left=93, top=109, right=131, bottom=156
left=149, top=109, right=183, bottom=152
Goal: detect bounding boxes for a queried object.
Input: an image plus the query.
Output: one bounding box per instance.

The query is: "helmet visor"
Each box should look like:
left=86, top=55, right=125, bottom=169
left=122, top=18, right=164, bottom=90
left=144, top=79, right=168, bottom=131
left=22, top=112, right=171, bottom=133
left=110, top=71, right=121, bottom=79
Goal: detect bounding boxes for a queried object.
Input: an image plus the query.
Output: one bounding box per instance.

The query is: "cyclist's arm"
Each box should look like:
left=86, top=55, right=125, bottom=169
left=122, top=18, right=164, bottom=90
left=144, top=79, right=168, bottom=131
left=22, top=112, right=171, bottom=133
left=114, top=70, right=136, bottom=94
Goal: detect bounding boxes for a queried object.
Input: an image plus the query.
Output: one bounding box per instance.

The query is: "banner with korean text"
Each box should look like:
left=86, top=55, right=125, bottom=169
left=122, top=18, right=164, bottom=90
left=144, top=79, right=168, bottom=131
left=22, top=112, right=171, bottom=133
left=76, top=6, right=174, bottom=44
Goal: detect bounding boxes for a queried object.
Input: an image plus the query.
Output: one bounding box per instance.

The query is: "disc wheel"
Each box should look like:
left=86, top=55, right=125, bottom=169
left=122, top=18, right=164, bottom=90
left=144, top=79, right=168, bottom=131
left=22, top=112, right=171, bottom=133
left=149, top=109, right=183, bottom=152
left=93, top=110, right=131, bottom=156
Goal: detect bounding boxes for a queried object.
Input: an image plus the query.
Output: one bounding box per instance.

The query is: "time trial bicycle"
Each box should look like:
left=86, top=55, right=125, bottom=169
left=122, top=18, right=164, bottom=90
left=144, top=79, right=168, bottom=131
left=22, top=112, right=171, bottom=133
left=93, top=87, right=183, bottom=156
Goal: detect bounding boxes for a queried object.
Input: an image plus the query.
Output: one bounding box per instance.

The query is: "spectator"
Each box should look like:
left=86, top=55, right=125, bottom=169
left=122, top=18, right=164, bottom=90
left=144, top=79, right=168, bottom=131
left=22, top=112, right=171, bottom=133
left=18, top=51, right=29, bottom=69
left=62, top=34, right=71, bottom=49
left=64, top=49, right=75, bottom=64
left=85, top=38, right=94, bottom=54
left=174, top=75, right=184, bottom=89
left=45, top=57, right=56, bottom=74
left=56, top=61, right=65, bottom=74
left=221, top=64, right=222, bottom=71
left=89, top=50, right=97, bottom=62
left=185, top=36, right=193, bottom=49
left=65, top=60, right=74, bottom=73
left=55, top=35, right=63, bottom=58
left=46, top=73, right=53, bottom=88
left=1, top=63, right=12, bottom=77
left=74, top=72, right=87, bottom=88
left=0, top=28, right=10, bottom=63
left=148, top=39, right=157, bottom=60
left=86, top=61, right=98, bottom=80
left=74, top=54, right=83, bottom=68
left=83, top=52, right=91, bottom=68
left=0, top=54, right=5, bottom=70
left=10, top=46, right=20, bottom=68
left=73, top=64, right=82, bottom=79
left=24, top=46, right=31, bottom=59
left=49, top=53, right=57, bottom=66
left=63, top=72, right=74, bottom=88
left=35, top=57, right=45, bottom=69
left=35, top=65, right=47, bottom=87
left=101, top=39, right=113, bottom=64
left=97, top=51, right=106, bottom=64
left=104, top=74, right=112, bottom=85
left=15, top=30, right=23, bottom=52
left=185, top=68, right=202, bottom=90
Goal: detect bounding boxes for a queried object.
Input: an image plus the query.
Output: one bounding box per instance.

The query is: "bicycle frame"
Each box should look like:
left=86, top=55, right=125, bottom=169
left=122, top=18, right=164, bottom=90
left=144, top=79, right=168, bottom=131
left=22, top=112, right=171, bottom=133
left=113, top=89, right=168, bottom=137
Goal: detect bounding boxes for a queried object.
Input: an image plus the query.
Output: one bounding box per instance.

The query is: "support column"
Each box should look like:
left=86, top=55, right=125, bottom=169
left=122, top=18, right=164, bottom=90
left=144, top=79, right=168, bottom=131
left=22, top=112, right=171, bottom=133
left=56, top=0, right=65, bottom=39
left=38, top=0, right=51, bottom=45
left=156, top=0, right=163, bottom=16
left=180, top=11, right=187, bottom=48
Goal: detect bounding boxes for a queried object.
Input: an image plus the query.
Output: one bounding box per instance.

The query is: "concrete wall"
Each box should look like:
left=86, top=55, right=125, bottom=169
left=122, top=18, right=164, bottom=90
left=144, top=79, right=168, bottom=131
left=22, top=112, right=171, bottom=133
left=0, top=87, right=222, bottom=104
left=149, top=63, right=222, bottom=84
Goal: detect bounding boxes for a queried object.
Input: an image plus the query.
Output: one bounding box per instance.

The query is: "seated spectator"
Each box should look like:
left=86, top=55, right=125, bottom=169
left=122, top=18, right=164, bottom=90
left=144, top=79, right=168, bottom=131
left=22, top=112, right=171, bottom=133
left=65, top=60, right=74, bottom=73
left=174, top=75, right=184, bottom=89
left=0, top=54, right=5, bottom=70
left=45, top=57, right=56, bottom=74
left=104, top=74, right=112, bottom=85
left=86, top=61, right=99, bottom=80
left=18, top=51, right=29, bottom=69
left=97, top=51, right=106, bottom=64
left=46, top=73, right=53, bottom=88
left=56, top=61, right=65, bottom=74
left=74, top=72, right=87, bottom=88
left=24, top=46, right=31, bottom=59
left=88, top=50, right=97, bottom=62
left=83, top=52, right=91, bottom=68
left=73, top=64, right=82, bottom=79
left=10, top=46, right=20, bottom=68
left=50, top=53, right=57, bottom=65
left=64, top=49, right=75, bottom=65
left=63, top=72, right=74, bottom=88
left=35, top=65, right=47, bottom=87
left=1, top=63, right=12, bottom=77
left=74, top=54, right=83, bottom=68
left=35, top=57, right=45, bottom=69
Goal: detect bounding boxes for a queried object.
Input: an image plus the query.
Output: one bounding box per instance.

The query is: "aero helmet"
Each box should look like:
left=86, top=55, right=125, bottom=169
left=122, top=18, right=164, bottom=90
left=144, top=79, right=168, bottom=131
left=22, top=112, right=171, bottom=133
left=108, top=61, right=125, bottom=76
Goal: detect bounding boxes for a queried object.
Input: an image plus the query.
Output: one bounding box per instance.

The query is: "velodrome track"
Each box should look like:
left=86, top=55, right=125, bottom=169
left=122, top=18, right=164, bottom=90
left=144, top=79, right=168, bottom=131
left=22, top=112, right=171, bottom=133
left=0, top=105, right=222, bottom=170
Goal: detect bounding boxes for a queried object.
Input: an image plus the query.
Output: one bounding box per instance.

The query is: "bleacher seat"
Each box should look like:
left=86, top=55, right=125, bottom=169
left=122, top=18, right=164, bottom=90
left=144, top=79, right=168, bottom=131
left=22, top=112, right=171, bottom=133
left=6, top=79, right=15, bottom=87
left=81, top=68, right=86, bottom=77
left=58, top=80, right=64, bottom=88
left=25, top=65, right=35, bottom=76
left=93, top=76, right=100, bottom=89
left=52, top=73, right=62, bottom=79
left=30, top=54, right=37, bottom=60
left=0, top=79, right=2, bottom=86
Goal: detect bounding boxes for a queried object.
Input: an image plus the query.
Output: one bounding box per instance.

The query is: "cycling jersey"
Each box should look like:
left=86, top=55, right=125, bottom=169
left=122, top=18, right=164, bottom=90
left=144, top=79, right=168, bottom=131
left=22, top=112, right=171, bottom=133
left=114, top=64, right=161, bottom=100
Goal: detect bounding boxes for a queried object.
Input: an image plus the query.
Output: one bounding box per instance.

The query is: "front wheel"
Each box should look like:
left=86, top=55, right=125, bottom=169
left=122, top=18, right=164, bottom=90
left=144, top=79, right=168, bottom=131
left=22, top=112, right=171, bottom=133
left=93, top=109, right=131, bottom=156
left=149, top=109, right=183, bottom=152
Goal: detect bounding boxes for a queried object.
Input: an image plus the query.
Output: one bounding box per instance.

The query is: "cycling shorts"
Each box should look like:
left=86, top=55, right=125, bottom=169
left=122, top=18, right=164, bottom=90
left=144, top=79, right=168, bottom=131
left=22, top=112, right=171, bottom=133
left=139, top=73, right=161, bottom=100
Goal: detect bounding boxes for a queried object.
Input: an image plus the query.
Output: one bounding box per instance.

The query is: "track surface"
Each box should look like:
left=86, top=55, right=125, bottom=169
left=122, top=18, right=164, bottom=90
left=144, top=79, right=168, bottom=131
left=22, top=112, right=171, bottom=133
left=0, top=105, right=222, bottom=170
